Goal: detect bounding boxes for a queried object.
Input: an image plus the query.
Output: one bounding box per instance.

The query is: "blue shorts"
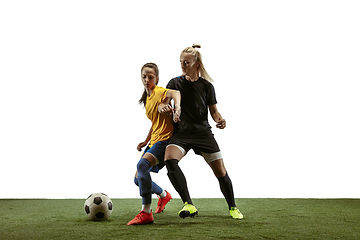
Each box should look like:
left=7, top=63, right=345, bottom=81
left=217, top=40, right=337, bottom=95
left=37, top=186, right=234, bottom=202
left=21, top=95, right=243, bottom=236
left=142, top=140, right=168, bottom=173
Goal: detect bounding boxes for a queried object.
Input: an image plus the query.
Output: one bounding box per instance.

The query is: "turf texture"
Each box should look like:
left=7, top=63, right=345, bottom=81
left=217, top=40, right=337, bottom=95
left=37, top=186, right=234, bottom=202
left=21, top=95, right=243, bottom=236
left=1, top=198, right=359, bottom=239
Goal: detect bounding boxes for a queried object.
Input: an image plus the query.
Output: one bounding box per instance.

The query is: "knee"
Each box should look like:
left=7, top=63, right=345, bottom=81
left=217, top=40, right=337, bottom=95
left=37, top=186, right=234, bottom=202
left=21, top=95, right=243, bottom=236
left=209, top=159, right=227, bottom=177
left=218, top=172, right=232, bottom=184
left=214, top=168, right=227, bottom=178
left=137, top=158, right=151, bottom=172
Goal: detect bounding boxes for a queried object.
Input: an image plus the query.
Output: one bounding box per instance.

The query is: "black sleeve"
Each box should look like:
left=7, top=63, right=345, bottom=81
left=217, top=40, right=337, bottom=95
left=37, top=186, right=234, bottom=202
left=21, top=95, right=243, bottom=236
left=206, top=83, right=217, bottom=106
left=166, top=78, right=175, bottom=89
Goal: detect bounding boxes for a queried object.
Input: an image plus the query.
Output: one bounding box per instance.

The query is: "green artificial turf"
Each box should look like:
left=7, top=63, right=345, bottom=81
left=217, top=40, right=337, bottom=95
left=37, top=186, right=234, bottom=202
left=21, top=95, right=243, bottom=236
left=0, top=198, right=359, bottom=239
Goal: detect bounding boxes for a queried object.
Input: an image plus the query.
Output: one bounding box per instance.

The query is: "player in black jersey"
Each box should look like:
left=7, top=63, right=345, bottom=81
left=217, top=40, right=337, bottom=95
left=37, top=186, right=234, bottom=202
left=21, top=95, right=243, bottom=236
left=160, top=44, right=243, bottom=219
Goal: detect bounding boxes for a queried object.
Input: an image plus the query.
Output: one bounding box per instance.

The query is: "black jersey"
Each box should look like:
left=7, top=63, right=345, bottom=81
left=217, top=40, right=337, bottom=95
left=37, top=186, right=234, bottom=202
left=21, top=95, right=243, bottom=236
left=166, top=76, right=217, bottom=135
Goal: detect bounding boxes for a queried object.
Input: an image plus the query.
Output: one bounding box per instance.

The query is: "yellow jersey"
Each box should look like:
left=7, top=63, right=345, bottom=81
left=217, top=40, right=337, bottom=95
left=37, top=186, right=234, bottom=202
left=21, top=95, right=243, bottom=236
left=145, top=86, right=174, bottom=147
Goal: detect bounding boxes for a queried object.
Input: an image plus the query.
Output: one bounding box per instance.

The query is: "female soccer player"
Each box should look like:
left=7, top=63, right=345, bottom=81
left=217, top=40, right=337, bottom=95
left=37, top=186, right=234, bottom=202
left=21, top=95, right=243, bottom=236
left=161, top=44, right=243, bottom=220
left=127, top=63, right=181, bottom=225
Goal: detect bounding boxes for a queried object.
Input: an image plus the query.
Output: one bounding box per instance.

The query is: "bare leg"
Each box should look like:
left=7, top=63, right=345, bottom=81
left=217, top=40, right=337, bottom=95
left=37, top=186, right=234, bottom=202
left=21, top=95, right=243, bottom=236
left=208, top=158, right=227, bottom=177
left=164, top=145, right=184, bottom=161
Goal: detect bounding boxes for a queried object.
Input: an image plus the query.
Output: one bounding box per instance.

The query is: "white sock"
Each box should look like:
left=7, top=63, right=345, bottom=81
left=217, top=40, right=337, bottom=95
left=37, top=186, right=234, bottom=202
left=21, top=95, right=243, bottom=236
left=142, top=204, right=151, bottom=214
left=159, top=190, right=167, bottom=198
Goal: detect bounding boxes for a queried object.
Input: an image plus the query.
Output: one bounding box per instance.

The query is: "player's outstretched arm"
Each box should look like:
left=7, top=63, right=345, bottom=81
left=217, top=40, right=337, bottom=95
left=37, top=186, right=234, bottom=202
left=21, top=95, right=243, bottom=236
left=158, top=90, right=181, bottom=122
left=158, top=97, right=172, bottom=114
left=166, top=90, right=181, bottom=122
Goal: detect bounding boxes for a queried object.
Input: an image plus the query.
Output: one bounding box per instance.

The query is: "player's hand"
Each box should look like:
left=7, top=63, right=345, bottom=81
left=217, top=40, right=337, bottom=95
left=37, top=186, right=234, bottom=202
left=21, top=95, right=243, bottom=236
left=158, top=103, right=173, bottom=115
left=137, top=142, right=147, bottom=151
left=173, top=105, right=181, bottom=123
left=216, top=118, right=226, bottom=129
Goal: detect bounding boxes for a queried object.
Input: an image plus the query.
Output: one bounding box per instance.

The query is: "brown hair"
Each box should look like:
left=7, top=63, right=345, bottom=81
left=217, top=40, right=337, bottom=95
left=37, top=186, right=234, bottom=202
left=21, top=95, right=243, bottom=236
left=182, top=43, right=213, bottom=82
left=139, top=63, right=159, bottom=106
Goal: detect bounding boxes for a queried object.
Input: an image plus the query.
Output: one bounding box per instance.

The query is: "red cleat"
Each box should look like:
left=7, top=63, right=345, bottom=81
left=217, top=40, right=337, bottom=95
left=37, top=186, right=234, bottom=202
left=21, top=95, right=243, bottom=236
left=155, top=190, right=172, bottom=214
left=127, top=210, right=154, bottom=225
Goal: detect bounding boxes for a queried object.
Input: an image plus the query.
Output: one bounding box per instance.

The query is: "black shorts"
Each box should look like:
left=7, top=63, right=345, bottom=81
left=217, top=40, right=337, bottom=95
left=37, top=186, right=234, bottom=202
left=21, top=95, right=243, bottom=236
left=167, top=133, right=222, bottom=163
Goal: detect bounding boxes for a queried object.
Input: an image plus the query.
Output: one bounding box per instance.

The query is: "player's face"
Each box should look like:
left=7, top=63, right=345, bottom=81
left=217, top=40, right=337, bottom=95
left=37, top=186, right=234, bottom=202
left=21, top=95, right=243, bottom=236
left=180, top=52, right=199, bottom=76
left=141, top=67, right=158, bottom=90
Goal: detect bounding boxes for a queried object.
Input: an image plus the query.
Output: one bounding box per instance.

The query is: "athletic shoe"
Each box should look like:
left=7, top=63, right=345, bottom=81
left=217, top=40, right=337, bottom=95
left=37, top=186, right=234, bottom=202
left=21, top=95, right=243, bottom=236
left=155, top=190, right=172, bottom=214
left=127, top=210, right=154, bottom=225
left=178, top=202, right=198, bottom=219
left=229, top=207, right=243, bottom=219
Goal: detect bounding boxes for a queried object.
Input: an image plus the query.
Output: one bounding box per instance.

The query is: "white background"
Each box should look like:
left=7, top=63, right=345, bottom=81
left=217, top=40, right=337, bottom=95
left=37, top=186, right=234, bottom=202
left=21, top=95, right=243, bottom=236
left=1, top=1, right=359, bottom=199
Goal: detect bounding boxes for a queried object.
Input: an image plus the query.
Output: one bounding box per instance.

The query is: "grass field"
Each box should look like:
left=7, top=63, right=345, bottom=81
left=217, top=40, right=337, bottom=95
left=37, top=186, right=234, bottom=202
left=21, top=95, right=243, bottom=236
left=1, top=198, right=359, bottom=239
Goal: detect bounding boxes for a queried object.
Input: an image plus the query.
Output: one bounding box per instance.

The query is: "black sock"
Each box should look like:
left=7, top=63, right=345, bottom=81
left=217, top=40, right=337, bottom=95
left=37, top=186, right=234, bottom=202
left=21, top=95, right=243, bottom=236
left=217, top=172, right=236, bottom=210
left=165, top=159, right=192, bottom=204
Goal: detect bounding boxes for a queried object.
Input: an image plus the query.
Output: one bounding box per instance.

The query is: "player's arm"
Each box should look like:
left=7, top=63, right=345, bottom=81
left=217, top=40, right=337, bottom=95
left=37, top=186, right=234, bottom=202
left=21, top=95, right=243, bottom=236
left=167, top=89, right=181, bottom=122
left=137, top=127, right=152, bottom=151
left=209, top=104, right=226, bottom=129
left=166, top=89, right=181, bottom=108
left=158, top=89, right=181, bottom=122
left=158, top=97, right=172, bottom=114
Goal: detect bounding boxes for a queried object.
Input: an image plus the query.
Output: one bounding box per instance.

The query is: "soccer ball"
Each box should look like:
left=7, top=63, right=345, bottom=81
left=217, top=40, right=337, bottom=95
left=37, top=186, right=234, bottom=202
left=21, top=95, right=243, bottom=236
left=84, top=193, right=113, bottom=221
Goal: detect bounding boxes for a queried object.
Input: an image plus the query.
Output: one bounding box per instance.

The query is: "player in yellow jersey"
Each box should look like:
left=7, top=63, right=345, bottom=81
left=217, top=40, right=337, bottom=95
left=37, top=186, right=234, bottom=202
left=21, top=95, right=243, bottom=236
left=127, top=63, right=181, bottom=225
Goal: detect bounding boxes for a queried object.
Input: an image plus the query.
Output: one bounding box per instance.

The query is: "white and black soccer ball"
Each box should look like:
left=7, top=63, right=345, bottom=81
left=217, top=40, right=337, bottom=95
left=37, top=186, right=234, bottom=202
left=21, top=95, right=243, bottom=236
left=84, top=193, right=113, bottom=221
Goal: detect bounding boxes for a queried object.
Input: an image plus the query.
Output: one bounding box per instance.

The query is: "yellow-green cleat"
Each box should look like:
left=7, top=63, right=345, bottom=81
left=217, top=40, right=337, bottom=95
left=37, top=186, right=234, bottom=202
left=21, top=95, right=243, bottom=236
left=178, top=202, right=198, bottom=219
left=230, top=207, right=243, bottom=219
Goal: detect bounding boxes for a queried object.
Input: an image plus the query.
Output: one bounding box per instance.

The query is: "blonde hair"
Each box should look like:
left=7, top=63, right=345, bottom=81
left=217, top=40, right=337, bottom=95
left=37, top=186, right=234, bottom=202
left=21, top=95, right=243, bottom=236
left=182, top=43, right=213, bottom=82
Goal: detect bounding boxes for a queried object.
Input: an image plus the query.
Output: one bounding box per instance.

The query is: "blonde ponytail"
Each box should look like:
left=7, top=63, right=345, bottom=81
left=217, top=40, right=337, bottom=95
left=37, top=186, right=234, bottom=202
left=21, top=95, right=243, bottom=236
left=182, top=44, right=213, bottom=82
